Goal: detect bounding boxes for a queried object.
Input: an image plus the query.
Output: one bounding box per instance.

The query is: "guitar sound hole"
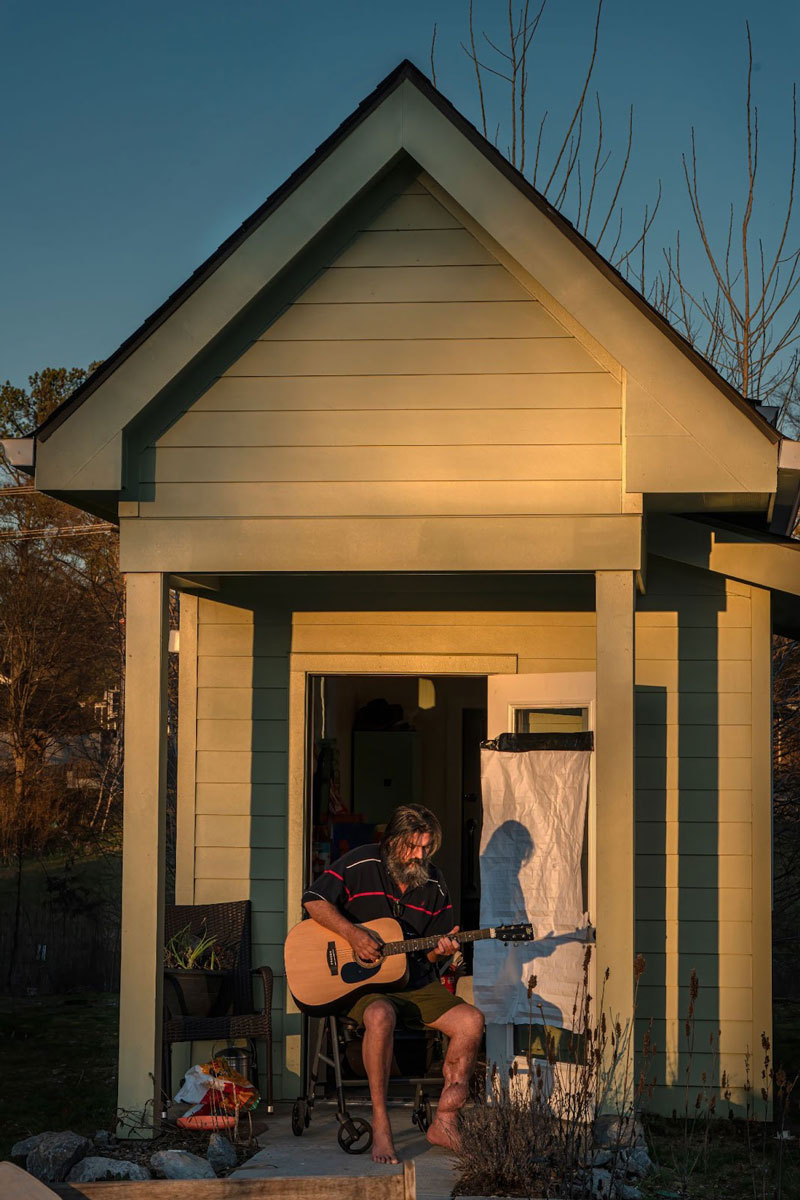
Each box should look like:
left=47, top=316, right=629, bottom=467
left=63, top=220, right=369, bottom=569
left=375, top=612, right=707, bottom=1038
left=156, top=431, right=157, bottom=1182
left=341, top=960, right=381, bottom=984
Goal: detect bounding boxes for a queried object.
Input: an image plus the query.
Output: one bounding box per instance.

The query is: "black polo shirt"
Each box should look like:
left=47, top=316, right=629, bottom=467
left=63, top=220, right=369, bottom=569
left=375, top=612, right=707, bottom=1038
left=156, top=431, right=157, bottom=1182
left=301, top=844, right=455, bottom=988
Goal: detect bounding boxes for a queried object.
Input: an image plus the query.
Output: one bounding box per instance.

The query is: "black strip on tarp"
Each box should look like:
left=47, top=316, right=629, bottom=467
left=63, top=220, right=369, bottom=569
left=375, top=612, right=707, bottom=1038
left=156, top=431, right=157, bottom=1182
left=482, top=732, right=594, bottom=752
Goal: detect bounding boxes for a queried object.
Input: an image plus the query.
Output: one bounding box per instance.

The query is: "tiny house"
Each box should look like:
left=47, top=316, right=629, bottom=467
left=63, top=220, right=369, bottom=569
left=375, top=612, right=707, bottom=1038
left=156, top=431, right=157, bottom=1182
left=7, top=62, right=800, bottom=1120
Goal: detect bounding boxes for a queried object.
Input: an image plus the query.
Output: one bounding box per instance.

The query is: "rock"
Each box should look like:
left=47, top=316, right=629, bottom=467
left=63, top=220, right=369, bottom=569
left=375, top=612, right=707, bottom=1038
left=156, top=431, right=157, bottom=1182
left=26, top=1132, right=92, bottom=1182
left=68, top=1157, right=151, bottom=1182
left=592, top=1149, right=613, bottom=1168
left=616, top=1186, right=642, bottom=1200
left=593, top=1114, right=646, bottom=1149
left=589, top=1168, right=613, bottom=1195
left=207, top=1132, right=237, bottom=1173
left=151, top=1150, right=216, bottom=1180
left=10, top=1132, right=55, bottom=1159
left=92, top=1130, right=117, bottom=1150
left=624, top=1147, right=652, bottom=1178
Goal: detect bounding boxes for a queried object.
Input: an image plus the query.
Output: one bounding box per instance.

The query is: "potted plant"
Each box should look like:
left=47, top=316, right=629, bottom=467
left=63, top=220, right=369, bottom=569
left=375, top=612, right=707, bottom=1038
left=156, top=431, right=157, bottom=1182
left=163, top=922, right=234, bottom=1020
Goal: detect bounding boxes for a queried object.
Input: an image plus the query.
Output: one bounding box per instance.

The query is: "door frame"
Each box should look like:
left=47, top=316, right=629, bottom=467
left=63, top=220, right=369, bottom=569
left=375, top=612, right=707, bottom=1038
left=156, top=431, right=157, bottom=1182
left=282, top=651, right=516, bottom=1095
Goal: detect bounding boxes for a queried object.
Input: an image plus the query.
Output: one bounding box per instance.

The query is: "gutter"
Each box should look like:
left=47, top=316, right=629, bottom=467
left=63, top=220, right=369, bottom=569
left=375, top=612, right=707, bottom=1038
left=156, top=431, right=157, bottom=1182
left=0, top=437, right=35, bottom=476
left=769, top=438, right=800, bottom=536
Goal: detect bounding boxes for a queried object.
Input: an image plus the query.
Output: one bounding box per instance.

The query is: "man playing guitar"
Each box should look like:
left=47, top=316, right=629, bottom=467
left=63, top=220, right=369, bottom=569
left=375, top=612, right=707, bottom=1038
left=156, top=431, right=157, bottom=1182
left=301, top=803, right=485, bottom=1165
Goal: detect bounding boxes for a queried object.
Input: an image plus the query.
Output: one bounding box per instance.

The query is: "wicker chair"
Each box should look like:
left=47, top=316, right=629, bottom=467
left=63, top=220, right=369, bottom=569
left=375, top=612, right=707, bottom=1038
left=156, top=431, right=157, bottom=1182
left=163, top=900, right=274, bottom=1111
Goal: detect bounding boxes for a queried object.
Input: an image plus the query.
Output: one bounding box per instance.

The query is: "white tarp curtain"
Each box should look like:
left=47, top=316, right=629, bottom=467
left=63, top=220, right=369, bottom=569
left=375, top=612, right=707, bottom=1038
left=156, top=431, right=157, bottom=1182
left=474, top=747, right=591, bottom=1030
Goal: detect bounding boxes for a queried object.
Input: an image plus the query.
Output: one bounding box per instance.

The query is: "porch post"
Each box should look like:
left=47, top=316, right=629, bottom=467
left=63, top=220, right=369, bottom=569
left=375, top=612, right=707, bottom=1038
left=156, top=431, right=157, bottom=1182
left=595, top=570, right=636, bottom=1092
left=117, top=572, right=169, bottom=1134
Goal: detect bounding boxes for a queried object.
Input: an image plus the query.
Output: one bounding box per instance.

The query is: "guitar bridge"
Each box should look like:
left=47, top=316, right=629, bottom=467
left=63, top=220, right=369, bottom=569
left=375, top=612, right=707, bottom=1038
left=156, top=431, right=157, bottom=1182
left=326, top=942, right=339, bottom=976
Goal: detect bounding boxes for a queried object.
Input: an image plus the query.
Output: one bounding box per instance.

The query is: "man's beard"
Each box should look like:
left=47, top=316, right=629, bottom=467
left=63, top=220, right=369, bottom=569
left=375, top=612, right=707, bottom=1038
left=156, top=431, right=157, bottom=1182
left=386, top=850, right=430, bottom=890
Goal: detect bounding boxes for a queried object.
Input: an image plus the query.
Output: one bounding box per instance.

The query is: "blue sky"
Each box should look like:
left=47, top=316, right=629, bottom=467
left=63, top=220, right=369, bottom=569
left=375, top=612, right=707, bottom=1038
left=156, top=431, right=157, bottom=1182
left=1, top=0, right=798, bottom=388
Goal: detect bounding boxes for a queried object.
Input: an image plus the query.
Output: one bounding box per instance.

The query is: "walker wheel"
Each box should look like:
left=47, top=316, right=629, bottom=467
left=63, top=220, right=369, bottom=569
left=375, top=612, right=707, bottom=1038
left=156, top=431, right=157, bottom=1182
left=338, top=1117, right=373, bottom=1154
left=413, top=1097, right=433, bottom=1131
left=291, top=1099, right=307, bottom=1136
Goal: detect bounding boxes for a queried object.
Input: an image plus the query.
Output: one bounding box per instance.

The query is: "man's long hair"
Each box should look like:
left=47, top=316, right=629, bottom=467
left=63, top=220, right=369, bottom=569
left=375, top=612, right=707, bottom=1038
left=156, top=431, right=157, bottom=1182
left=382, top=804, right=442, bottom=860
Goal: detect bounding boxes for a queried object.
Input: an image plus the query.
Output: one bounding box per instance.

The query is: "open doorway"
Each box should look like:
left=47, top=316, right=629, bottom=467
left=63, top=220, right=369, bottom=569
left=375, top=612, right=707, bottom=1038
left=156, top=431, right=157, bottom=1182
left=304, top=674, right=487, bottom=966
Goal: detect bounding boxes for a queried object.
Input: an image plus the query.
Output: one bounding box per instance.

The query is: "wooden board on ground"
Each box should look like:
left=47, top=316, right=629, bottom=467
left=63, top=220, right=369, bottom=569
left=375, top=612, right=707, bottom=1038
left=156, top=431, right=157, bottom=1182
left=49, top=1161, right=415, bottom=1200
left=0, top=1162, right=60, bottom=1199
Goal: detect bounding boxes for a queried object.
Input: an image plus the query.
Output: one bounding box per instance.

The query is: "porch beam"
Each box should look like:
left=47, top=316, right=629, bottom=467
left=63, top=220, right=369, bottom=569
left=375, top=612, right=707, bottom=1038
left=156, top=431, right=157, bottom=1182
left=119, top=514, right=642, bottom=575
left=649, top=513, right=800, bottom=597
left=117, top=572, right=169, bottom=1134
left=595, top=570, right=636, bottom=1098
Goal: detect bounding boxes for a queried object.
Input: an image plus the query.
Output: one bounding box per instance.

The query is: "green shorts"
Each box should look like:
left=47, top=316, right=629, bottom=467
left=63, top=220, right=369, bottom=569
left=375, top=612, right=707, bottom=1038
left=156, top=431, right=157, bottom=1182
left=347, top=981, right=465, bottom=1030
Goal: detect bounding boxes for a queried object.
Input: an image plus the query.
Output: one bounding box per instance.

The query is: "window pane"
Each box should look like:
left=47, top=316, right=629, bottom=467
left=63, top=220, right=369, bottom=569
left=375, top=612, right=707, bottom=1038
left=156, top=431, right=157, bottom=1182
left=513, top=707, right=586, bottom=734
left=513, top=1022, right=587, bottom=1063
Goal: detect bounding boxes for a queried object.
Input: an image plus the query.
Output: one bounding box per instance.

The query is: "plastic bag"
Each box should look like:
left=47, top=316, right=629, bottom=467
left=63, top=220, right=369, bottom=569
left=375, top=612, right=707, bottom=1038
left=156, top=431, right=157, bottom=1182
left=175, top=1058, right=259, bottom=1116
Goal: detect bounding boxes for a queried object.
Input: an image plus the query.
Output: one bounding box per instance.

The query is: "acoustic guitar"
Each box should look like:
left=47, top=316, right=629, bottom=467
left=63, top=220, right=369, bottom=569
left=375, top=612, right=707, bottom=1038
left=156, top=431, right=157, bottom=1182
left=284, top=916, right=535, bottom=1014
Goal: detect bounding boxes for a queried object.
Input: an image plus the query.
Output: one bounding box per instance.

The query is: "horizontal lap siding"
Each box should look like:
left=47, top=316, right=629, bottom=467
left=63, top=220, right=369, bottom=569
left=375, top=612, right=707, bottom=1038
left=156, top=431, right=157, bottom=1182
left=146, top=181, right=622, bottom=523
left=291, top=610, right=596, bottom=674
left=192, top=596, right=290, bottom=1103
left=634, top=556, right=755, bottom=1110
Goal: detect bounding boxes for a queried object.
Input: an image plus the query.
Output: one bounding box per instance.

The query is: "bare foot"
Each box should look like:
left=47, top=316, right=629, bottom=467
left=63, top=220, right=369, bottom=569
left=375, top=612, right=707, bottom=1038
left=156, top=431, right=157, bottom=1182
left=371, top=1127, right=399, bottom=1165
left=426, top=1111, right=461, bottom=1153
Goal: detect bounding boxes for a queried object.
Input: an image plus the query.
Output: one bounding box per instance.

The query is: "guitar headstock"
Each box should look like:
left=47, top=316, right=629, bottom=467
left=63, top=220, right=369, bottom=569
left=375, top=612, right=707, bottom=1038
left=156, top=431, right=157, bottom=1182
left=496, top=923, right=535, bottom=943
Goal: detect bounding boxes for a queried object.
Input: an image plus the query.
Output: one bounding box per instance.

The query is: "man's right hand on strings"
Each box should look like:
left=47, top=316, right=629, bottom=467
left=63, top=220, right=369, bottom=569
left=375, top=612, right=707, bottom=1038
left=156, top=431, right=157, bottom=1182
left=349, top=925, right=383, bottom=963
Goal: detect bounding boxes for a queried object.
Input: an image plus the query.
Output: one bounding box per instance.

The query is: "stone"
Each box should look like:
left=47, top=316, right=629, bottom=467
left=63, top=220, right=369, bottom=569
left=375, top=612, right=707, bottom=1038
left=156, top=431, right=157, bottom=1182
left=92, top=1130, right=117, bottom=1150
left=624, top=1147, right=653, bottom=1178
left=10, top=1133, right=55, bottom=1159
left=593, top=1114, right=646, bottom=1149
left=67, top=1157, right=151, bottom=1182
left=591, top=1149, right=613, bottom=1168
left=26, top=1132, right=92, bottom=1182
left=151, top=1150, right=216, bottom=1180
left=616, top=1186, right=642, bottom=1200
left=589, top=1168, right=613, bottom=1195
left=207, top=1132, right=237, bottom=1173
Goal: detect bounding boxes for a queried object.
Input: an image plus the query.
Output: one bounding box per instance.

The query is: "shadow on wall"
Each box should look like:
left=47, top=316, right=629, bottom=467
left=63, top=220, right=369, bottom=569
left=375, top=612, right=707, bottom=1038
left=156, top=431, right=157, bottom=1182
left=480, top=818, right=586, bottom=1032
left=635, top=565, right=725, bottom=1111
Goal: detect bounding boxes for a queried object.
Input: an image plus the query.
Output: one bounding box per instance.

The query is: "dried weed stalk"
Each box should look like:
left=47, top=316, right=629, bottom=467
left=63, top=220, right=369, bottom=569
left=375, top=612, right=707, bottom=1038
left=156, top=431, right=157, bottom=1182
left=453, top=949, right=655, bottom=1198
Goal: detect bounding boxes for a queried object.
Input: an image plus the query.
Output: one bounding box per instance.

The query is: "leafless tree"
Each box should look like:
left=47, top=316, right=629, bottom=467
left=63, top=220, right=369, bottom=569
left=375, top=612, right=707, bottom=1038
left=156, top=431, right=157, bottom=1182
left=651, top=24, right=800, bottom=424
left=0, top=368, right=124, bottom=985
left=435, top=0, right=661, bottom=268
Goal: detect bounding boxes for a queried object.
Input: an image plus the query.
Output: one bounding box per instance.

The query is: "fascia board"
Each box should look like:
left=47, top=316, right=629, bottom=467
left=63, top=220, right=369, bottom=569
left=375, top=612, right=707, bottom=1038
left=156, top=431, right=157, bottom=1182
left=650, top=513, right=800, bottom=596
left=399, top=83, right=777, bottom=495
left=35, top=89, right=406, bottom=492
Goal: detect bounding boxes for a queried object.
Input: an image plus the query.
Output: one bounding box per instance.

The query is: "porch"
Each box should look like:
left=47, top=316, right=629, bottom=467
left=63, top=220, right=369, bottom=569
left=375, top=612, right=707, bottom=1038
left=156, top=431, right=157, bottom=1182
left=117, top=555, right=768, bottom=1122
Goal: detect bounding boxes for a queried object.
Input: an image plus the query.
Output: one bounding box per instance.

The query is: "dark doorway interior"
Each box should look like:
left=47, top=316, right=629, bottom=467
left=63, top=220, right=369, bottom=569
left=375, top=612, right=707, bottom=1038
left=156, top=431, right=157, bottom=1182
left=305, top=674, right=487, bottom=959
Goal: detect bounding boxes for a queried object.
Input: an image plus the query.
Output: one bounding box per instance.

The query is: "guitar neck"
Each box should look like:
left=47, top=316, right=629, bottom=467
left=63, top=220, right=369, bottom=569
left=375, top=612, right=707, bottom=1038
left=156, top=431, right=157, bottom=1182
left=381, top=927, right=496, bottom=957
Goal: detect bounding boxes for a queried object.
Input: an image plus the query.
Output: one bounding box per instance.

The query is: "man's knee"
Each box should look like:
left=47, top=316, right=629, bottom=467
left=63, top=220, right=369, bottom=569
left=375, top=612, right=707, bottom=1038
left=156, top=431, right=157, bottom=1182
left=455, top=1002, right=485, bottom=1040
left=363, top=999, right=396, bottom=1034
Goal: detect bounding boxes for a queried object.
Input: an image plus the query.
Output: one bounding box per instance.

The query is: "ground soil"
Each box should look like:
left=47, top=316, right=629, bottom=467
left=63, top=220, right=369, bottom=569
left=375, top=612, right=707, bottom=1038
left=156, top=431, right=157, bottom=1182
left=0, top=993, right=263, bottom=1173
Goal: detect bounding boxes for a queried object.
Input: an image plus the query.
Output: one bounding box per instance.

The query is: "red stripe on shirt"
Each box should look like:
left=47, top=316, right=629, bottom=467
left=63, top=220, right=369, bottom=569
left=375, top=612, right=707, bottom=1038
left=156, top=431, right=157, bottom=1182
left=402, top=901, right=448, bottom=917
left=324, top=869, right=344, bottom=880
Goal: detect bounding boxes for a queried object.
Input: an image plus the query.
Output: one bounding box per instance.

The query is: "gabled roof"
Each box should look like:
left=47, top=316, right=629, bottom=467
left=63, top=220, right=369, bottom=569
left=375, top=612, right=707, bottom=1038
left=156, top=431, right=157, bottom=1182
left=37, top=59, right=777, bottom=446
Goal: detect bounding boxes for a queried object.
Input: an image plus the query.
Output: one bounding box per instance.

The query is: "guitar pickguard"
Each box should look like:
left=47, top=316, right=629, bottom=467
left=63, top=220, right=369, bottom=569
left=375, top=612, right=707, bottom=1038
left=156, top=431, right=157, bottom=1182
left=340, top=960, right=382, bottom=984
